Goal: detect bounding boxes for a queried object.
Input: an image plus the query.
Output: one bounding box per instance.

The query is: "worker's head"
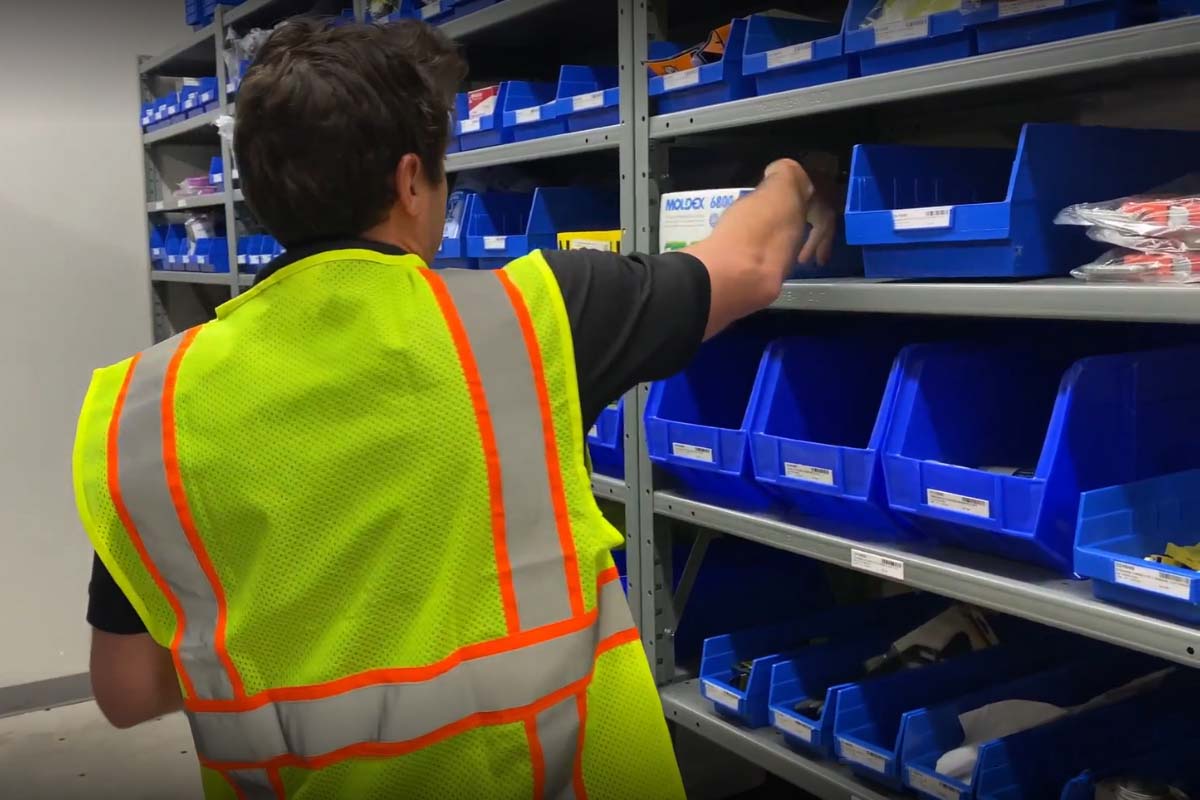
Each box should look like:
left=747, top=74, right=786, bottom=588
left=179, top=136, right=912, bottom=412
left=235, top=19, right=466, bottom=262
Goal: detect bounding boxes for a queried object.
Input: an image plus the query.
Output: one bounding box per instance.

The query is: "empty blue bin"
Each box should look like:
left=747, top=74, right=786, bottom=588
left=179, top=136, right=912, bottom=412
left=1076, top=469, right=1200, bottom=622
left=192, top=238, right=229, bottom=273
left=883, top=343, right=1200, bottom=573
left=845, top=124, right=1200, bottom=279
left=454, top=83, right=511, bottom=150
left=588, top=399, right=624, bottom=479
left=965, top=0, right=1146, bottom=54
left=1059, top=735, right=1200, bottom=800
left=900, top=648, right=1160, bottom=800
left=465, top=187, right=619, bottom=262
left=742, top=12, right=856, bottom=96
left=748, top=336, right=914, bottom=539
left=844, top=0, right=973, bottom=76
left=500, top=81, right=564, bottom=142
left=645, top=329, right=776, bottom=512
left=555, top=66, right=620, bottom=132
left=649, top=18, right=754, bottom=114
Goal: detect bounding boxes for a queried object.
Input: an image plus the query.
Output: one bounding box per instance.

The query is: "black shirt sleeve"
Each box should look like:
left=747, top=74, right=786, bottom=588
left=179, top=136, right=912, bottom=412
left=88, top=552, right=148, bottom=635
left=541, top=249, right=711, bottom=431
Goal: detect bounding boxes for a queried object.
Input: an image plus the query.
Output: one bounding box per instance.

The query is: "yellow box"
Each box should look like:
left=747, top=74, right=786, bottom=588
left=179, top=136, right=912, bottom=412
left=557, top=230, right=622, bottom=253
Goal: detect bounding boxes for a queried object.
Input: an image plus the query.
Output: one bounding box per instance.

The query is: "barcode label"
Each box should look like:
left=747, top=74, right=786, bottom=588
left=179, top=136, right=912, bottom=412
left=672, top=442, right=714, bottom=463
left=663, top=68, right=700, bottom=90
left=572, top=91, right=605, bottom=111
left=839, top=739, right=888, bottom=773
left=515, top=106, right=541, bottom=124
left=212, top=173, right=223, bottom=183
left=177, top=200, right=188, bottom=208
left=766, top=42, right=814, bottom=69
left=483, top=236, right=507, bottom=250
left=1114, top=561, right=1193, bottom=600
left=893, top=206, right=953, bottom=230
left=420, top=1, right=441, bottom=18
left=784, top=462, right=834, bottom=486
left=459, top=117, right=482, bottom=133
left=237, top=255, right=247, bottom=265
left=927, top=489, right=991, bottom=518
left=851, top=549, right=905, bottom=581
left=153, top=201, right=165, bottom=211
left=873, top=16, right=929, bottom=44
left=998, top=0, right=1065, bottom=16
left=908, top=767, right=961, bottom=800
left=196, top=255, right=207, bottom=265
left=702, top=681, right=741, bottom=711
left=772, top=710, right=814, bottom=742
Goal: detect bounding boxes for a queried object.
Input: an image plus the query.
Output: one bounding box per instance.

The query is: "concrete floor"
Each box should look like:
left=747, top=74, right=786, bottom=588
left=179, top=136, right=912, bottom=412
left=0, top=701, right=201, bottom=800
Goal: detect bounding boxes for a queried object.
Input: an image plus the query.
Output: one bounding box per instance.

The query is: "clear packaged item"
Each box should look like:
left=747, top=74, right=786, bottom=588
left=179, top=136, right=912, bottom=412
left=1087, top=226, right=1200, bottom=254
left=858, top=0, right=963, bottom=28
left=1056, top=174, right=1200, bottom=238
left=1070, top=248, right=1200, bottom=284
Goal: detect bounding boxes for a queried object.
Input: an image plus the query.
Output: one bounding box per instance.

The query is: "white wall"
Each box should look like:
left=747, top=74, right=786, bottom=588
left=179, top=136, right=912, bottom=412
left=0, top=1, right=189, bottom=688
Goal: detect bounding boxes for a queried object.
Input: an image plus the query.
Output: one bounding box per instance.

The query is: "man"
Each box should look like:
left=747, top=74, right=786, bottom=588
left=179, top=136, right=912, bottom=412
left=76, top=17, right=834, bottom=800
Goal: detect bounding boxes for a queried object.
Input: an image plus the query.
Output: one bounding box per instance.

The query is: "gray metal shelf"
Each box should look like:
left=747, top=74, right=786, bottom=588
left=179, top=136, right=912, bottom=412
left=146, top=194, right=227, bottom=213
left=772, top=277, right=1200, bottom=323
left=439, top=0, right=565, bottom=39
left=142, top=109, right=222, bottom=146
left=591, top=474, right=628, bottom=503
left=150, top=271, right=234, bottom=285
left=655, top=491, right=1200, bottom=668
left=445, top=126, right=621, bottom=173
left=139, top=27, right=216, bottom=77
left=650, top=17, right=1200, bottom=138
left=661, top=681, right=902, bottom=800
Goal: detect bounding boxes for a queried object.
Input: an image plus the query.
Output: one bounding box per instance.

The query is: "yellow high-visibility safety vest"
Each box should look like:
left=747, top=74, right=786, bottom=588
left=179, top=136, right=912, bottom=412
left=73, top=249, right=685, bottom=800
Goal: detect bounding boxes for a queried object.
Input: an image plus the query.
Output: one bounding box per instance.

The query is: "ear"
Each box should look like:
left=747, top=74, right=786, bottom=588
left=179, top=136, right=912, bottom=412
left=394, top=154, right=425, bottom=217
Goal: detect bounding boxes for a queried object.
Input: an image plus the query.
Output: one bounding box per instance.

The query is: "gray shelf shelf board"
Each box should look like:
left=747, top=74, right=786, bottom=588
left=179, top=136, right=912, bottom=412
left=591, top=474, right=628, bottom=503
left=439, top=0, right=566, bottom=40
left=143, top=109, right=222, bottom=146
left=445, top=126, right=621, bottom=173
left=661, top=681, right=902, bottom=800
left=139, top=28, right=216, bottom=77
left=772, top=277, right=1200, bottom=323
left=655, top=492, right=1200, bottom=667
left=150, top=271, right=233, bottom=285
left=146, top=194, right=228, bottom=213
left=651, top=17, right=1200, bottom=138
left=238, top=273, right=256, bottom=287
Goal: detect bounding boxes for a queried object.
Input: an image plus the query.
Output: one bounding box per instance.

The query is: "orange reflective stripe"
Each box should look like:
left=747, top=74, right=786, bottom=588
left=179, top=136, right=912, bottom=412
left=525, top=716, right=547, bottom=799
left=495, top=270, right=585, bottom=618
left=597, top=566, right=620, bottom=587
left=267, top=768, right=285, bottom=799
left=419, top=269, right=519, bottom=634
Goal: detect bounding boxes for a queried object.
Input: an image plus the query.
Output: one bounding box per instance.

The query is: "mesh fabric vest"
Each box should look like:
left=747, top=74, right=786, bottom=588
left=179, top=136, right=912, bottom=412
left=73, top=249, right=685, bottom=800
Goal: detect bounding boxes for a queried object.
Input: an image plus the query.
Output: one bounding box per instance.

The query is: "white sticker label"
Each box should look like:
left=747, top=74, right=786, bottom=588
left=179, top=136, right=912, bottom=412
left=196, top=255, right=207, bottom=265
left=226, top=82, right=236, bottom=93
left=874, top=16, right=930, bottom=44
left=839, top=739, right=888, bottom=773
left=153, top=201, right=165, bottom=211
left=420, top=1, right=441, bottom=18
left=515, top=106, right=541, bottom=124
left=772, top=710, right=814, bottom=743
left=908, top=768, right=961, bottom=800
left=567, top=239, right=614, bottom=252
left=177, top=199, right=189, bottom=208
left=459, top=117, right=482, bottom=134
left=672, top=442, right=714, bottom=463
left=663, top=68, right=700, bottom=91
left=893, top=206, right=953, bottom=230
left=572, top=91, right=605, bottom=111
left=702, top=681, right=741, bottom=711
left=232, top=169, right=239, bottom=181
left=784, top=462, right=834, bottom=486
left=483, top=235, right=507, bottom=251
left=184, top=98, right=196, bottom=109
left=998, top=0, right=1065, bottom=16
left=1114, top=561, right=1193, bottom=600
left=212, top=172, right=223, bottom=183
left=201, top=91, right=214, bottom=102
left=927, top=489, right=991, bottom=518
left=238, top=255, right=247, bottom=265
left=251, top=255, right=263, bottom=265
left=588, top=424, right=599, bottom=438
left=851, top=549, right=906, bottom=581
left=766, top=42, right=814, bottom=69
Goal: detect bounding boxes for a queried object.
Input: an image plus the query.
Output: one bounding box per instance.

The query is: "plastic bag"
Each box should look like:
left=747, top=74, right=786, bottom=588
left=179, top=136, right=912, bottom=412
left=1056, top=174, right=1200, bottom=237
left=1070, top=248, right=1200, bottom=284
left=859, top=0, right=962, bottom=28
left=1087, top=225, right=1200, bottom=253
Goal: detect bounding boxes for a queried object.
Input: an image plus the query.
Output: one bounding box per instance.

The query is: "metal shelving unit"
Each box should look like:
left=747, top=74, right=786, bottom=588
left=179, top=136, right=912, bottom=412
left=445, top=126, right=621, bottom=172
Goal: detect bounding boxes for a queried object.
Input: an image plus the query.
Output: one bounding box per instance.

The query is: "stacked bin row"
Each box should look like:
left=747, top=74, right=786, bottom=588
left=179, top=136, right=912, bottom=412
left=141, top=78, right=220, bottom=133
left=366, top=0, right=499, bottom=25
left=697, top=596, right=1200, bottom=798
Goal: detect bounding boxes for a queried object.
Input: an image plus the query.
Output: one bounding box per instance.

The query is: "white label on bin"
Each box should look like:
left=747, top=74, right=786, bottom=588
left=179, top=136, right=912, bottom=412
left=568, top=239, right=614, bottom=252
left=672, top=442, right=714, bottom=463
left=420, top=1, right=441, bottom=18
left=515, top=106, right=541, bottom=124
left=908, top=768, right=961, bottom=800
left=196, top=255, right=207, bottom=265
left=483, top=235, right=508, bottom=251
left=212, top=172, right=223, bottom=184
left=1114, top=561, right=1193, bottom=600
left=873, top=16, right=929, bottom=44
left=771, top=710, right=814, bottom=743
left=999, top=0, right=1064, bottom=16
left=766, top=42, right=814, bottom=69
left=784, top=462, right=834, bottom=485
left=839, top=739, right=888, bottom=773
left=459, top=117, right=482, bottom=134
left=851, top=549, right=905, bottom=581
left=153, top=201, right=165, bottom=211
left=663, top=67, right=700, bottom=91
left=232, top=168, right=240, bottom=181
left=572, top=91, right=605, bottom=111
left=588, top=424, right=599, bottom=438
left=177, top=199, right=189, bottom=208
left=702, top=681, right=741, bottom=711
left=892, top=206, right=953, bottom=230
left=927, top=488, right=991, bottom=518
left=238, top=254, right=247, bottom=265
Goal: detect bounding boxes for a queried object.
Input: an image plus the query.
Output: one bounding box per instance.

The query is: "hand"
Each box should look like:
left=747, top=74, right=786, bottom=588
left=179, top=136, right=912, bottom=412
left=799, top=168, right=838, bottom=267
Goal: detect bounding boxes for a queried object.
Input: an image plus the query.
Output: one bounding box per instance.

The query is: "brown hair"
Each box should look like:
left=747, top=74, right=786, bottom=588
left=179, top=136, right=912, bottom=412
left=235, top=19, right=466, bottom=246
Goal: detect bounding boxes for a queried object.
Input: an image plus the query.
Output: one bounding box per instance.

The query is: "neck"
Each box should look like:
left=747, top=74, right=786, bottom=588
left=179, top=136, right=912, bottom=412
left=359, top=220, right=424, bottom=259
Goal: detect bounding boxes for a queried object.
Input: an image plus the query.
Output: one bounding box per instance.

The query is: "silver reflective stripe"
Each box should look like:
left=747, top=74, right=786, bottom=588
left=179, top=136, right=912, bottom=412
left=227, top=770, right=277, bottom=799
left=190, top=577, right=632, bottom=766
left=438, top=270, right=575, bottom=630
left=117, top=332, right=235, bottom=701
left=536, top=697, right=580, bottom=800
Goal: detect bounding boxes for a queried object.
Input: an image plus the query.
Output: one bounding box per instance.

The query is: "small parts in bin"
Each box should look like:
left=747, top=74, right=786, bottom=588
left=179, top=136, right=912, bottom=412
left=858, top=0, right=961, bottom=29
left=646, top=22, right=733, bottom=75
left=1144, top=541, right=1200, bottom=570
left=1095, top=778, right=1190, bottom=800
left=1071, top=250, right=1200, bottom=284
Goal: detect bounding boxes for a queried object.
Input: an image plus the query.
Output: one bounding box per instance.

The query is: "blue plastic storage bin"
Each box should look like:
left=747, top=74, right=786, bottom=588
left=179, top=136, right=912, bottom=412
left=748, top=336, right=913, bottom=538
left=465, top=187, right=619, bottom=262
left=1076, top=469, right=1200, bottom=622
left=964, top=0, right=1145, bottom=54
left=164, top=231, right=188, bottom=270
left=588, top=399, right=625, bottom=479
left=701, top=593, right=946, bottom=729
left=182, top=78, right=218, bottom=118
left=554, top=66, right=620, bottom=132
left=1160, top=0, right=1200, bottom=15
left=1059, top=736, right=1200, bottom=800
left=846, top=124, right=1200, bottom=279
left=646, top=329, right=776, bottom=512
left=500, top=81, right=565, bottom=142
left=192, top=237, right=230, bottom=273
left=844, top=0, right=973, bottom=76
left=883, top=343, right=1200, bottom=573
left=742, top=12, right=856, bottom=96
left=649, top=18, right=754, bottom=113
left=901, top=649, right=1160, bottom=800
left=454, top=84, right=511, bottom=150
left=369, top=0, right=455, bottom=23
left=435, top=191, right=478, bottom=269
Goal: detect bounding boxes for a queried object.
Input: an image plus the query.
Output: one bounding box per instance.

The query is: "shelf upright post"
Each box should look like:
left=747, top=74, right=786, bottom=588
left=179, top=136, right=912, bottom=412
left=215, top=4, right=240, bottom=298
